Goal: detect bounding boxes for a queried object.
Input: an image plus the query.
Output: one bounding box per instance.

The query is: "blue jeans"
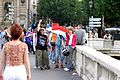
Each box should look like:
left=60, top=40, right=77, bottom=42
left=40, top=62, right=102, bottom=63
left=65, top=46, right=74, bottom=70
left=55, top=45, right=64, bottom=63
left=49, top=50, right=56, bottom=61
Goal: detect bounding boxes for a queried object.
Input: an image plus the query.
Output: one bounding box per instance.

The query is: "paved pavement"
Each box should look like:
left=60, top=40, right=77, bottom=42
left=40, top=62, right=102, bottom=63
left=30, top=55, right=82, bottom=80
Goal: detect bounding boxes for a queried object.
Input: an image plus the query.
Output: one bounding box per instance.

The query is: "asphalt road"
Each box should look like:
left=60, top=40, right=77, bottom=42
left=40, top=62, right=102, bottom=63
left=30, top=55, right=82, bottom=80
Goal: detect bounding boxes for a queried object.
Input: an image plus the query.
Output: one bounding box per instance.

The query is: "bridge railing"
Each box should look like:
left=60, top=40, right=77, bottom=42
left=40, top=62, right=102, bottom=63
left=87, top=38, right=113, bottom=49
left=74, top=46, right=120, bottom=80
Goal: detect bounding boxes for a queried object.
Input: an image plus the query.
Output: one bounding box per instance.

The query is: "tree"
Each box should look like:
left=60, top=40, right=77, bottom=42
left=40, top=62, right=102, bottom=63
left=37, top=0, right=81, bottom=26
left=79, top=0, right=120, bottom=27
left=93, top=0, right=120, bottom=27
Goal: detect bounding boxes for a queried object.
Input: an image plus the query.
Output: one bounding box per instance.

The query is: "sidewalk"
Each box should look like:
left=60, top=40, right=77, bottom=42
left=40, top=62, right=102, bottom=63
left=30, top=55, right=81, bottom=80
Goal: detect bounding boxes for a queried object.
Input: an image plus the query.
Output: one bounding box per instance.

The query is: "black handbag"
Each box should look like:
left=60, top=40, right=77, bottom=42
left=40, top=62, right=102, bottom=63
left=62, top=46, right=70, bottom=56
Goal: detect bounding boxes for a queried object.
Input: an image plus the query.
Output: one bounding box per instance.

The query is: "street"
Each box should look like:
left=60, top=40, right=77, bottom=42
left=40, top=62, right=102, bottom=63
left=30, top=55, right=81, bottom=80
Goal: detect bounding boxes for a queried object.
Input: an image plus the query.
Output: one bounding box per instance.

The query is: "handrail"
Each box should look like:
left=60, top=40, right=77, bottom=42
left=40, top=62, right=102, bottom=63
left=75, top=45, right=120, bottom=79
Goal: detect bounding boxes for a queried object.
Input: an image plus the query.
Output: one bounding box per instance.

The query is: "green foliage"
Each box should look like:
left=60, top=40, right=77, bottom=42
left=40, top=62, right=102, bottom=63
left=79, top=0, right=89, bottom=25
left=37, top=0, right=81, bottom=26
left=93, top=0, right=120, bottom=27
left=37, top=0, right=120, bottom=27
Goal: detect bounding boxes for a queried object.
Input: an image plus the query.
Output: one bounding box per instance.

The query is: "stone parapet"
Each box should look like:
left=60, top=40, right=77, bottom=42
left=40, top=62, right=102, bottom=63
left=75, top=46, right=120, bottom=80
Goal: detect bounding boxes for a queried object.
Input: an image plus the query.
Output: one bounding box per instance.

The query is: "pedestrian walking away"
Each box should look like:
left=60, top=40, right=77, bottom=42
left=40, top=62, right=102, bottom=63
left=0, top=24, right=31, bottom=80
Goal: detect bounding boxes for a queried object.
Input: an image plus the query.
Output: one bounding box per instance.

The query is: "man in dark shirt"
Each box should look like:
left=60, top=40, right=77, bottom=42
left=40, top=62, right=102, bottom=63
left=35, top=28, right=50, bottom=70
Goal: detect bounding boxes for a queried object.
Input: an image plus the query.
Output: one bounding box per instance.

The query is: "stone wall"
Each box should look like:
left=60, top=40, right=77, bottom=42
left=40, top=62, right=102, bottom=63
left=87, top=38, right=113, bottom=49
left=75, top=46, right=120, bottom=80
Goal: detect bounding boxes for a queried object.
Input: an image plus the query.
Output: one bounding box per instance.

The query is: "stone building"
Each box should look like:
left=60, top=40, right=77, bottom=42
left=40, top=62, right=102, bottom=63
left=0, top=0, right=38, bottom=29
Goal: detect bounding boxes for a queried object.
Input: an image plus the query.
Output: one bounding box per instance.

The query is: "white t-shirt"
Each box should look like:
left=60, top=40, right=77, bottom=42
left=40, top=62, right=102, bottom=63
left=68, top=34, right=73, bottom=45
left=33, top=33, right=37, bottom=46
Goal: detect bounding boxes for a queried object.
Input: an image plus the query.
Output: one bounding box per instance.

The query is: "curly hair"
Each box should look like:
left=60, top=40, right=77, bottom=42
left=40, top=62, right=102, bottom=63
left=10, top=24, right=23, bottom=40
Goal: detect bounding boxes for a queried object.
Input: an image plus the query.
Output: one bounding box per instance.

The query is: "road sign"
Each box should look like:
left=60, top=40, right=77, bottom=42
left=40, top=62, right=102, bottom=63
left=89, top=18, right=101, bottom=22
left=89, top=22, right=101, bottom=25
left=89, top=17, right=101, bottom=28
left=89, top=25, right=101, bottom=27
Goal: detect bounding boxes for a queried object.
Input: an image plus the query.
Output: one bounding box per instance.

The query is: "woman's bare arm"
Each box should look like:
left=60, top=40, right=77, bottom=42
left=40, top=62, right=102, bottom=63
left=0, top=46, right=6, bottom=76
left=24, top=44, right=31, bottom=79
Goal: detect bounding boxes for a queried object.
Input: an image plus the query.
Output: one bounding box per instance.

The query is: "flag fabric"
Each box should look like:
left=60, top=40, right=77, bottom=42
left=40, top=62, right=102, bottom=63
left=52, top=23, right=59, bottom=30
left=59, top=26, right=69, bottom=33
left=46, top=23, right=69, bottom=37
left=51, top=23, right=68, bottom=37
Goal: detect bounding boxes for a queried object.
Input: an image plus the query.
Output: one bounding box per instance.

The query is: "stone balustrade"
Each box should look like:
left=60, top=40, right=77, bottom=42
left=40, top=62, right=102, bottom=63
left=87, top=38, right=113, bottom=49
left=74, top=46, right=120, bottom=80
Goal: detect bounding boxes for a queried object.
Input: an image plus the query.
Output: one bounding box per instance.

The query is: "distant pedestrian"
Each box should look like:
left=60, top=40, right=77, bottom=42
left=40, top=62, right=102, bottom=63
left=0, top=24, right=31, bottom=80
left=0, top=28, right=6, bottom=49
left=35, top=28, right=50, bottom=70
left=50, top=33, right=57, bottom=64
left=32, top=29, right=37, bottom=55
left=64, top=28, right=76, bottom=71
left=4, top=27, right=11, bottom=42
left=93, top=29, right=98, bottom=38
left=88, top=31, right=93, bottom=38
left=104, top=32, right=112, bottom=40
left=54, top=34, right=64, bottom=68
left=75, top=24, right=86, bottom=45
left=25, top=28, right=32, bottom=53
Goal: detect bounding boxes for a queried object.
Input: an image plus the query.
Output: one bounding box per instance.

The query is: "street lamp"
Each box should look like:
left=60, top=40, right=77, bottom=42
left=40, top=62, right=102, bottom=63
left=88, top=0, right=93, bottom=30
left=89, top=0, right=93, bottom=18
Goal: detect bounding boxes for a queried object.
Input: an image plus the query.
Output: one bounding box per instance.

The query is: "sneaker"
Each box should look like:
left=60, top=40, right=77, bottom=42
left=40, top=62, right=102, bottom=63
left=34, top=66, right=38, bottom=69
left=38, top=66, right=44, bottom=70
left=40, top=66, right=44, bottom=70
left=64, top=68, right=69, bottom=72
left=72, top=72, right=77, bottom=76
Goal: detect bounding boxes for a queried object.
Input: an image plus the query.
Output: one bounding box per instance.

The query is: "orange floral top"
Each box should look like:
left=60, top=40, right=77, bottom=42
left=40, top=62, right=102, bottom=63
left=3, top=42, right=28, bottom=66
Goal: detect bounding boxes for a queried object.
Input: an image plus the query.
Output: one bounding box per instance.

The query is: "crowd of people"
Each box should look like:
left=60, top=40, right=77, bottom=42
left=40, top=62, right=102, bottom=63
left=0, top=21, right=88, bottom=80
left=0, top=19, right=114, bottom=80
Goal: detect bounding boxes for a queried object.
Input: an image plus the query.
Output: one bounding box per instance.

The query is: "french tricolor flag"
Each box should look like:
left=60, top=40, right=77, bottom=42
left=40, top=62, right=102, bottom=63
left=51, top=23, right=68, bottom=37
left=46, top=23, right=68, bottom=37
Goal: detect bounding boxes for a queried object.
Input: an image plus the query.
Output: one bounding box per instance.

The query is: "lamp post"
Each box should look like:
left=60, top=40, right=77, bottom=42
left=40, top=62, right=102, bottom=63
left=89, top=0, right=93, bottom=18
left=88, top=0, right=93, bottom=30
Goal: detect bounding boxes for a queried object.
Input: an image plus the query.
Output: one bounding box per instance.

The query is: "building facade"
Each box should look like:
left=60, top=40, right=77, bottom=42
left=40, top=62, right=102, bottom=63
left=0, top=0, right=37, bottom=29
left=30, top=0, right=38, bottom=24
